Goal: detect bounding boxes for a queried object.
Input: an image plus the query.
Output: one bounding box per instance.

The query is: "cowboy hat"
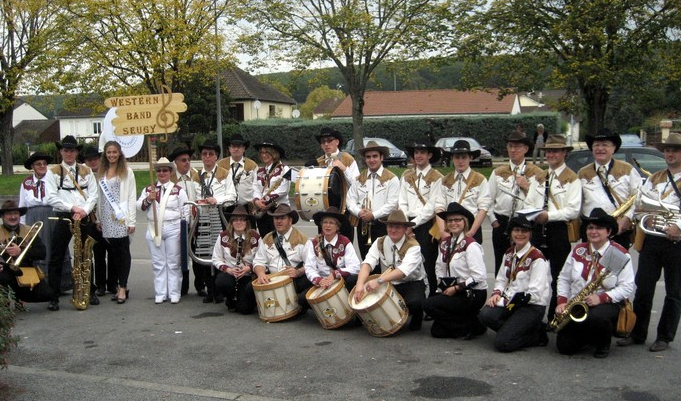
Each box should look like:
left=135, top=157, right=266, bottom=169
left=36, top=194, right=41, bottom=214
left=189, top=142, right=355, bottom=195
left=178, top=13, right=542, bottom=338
left=315, top=127, right=344, bottom=148
left=198, top=139, right=221, bottom=155
left=436, top=202, right=475, bottom=228
left=405, top=140, right=442, bottom=165
left=81, top=145, right=102, bottom=160
left=655, top=132, right=681, bottom=152
left=0, top=200, right=27, bottom=216
left=448, top=139, right=481, bottom=159
left=585, top=128, right=622, bottom=152
left=505, top=131, right=534, bottom=148
left=508, top=214, right=534, bottom=231
left=226, top=133, right=250, bottom=149
left=23, top=152, right=53, bottom=170
left=540, top=135, right=573, bottom=151
left=267, top=204, right=299, bottom=224
left=254, top=142, right=286, bottom=160
left=312, top=206, right=344, bottom=227
left=582, top=207, right=618, bottom=235
left=224, top=205, right=255, bottom=225
left=357, top=140, right=390, bottom=158
left=55, top=135, right=83, bottom=151
left=378, top=209, right=415, bottom=227
left=168, top=146, right=194, bottom=162
left=153, top=157, right=175, bottom=172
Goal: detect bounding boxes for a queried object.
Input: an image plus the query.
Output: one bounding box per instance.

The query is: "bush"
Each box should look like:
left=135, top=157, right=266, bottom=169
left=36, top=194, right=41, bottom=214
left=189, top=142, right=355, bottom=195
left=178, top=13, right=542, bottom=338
left=0, top=285, right=25, bottom=369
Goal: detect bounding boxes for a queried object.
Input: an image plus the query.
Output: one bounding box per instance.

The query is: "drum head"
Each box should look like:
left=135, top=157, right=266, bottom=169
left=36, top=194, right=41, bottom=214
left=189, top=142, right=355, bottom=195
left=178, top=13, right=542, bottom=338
left=351, top=283, right=387, bottom=309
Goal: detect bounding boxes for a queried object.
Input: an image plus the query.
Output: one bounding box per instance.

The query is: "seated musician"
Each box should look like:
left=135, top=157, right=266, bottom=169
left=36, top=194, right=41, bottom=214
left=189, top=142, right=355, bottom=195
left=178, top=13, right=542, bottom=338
left=422, top=202, right=488, bottom=339
left=243, top=204, right=311, bottom=314
left=479, top=215, right=551, bottom=352
left=553, top=208, right=634, bottom=358
left=300, top=206, right=361, bottom=309
left=0, top=200, right=53, bottom=302
left=212, top=205, right=261, bottom=313
left=354, top=210, right=427, bottom=331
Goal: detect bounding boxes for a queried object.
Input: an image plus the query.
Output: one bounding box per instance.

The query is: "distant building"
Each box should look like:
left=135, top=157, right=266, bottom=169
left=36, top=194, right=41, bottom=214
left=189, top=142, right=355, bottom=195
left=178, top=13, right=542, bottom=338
left=223, top=67, right=297, bottom=121
left=13, top=99, right=47, bottom=127
left=518, top=90, right=581, bottom=140
left=13, top=120, right=60, bottom=145
left=54, top=104, right=105, bottom=143
left=330, top=89, right=521, bottom=119
left=313, top=98, right=344, bottom=120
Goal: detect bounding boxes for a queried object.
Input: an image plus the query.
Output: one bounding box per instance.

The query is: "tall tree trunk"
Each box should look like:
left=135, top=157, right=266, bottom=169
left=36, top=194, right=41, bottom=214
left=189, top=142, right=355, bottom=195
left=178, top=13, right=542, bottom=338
left=582, top=83, right=609, bottom=137
left=0, top=108, right=14, bottom=176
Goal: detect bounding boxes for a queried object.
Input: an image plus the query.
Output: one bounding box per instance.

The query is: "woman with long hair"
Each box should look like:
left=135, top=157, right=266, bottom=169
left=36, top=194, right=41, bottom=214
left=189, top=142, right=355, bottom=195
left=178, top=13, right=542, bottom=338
left=96, top=140, right=136, bottom=304
left=252, top=142, right=291, bottom=236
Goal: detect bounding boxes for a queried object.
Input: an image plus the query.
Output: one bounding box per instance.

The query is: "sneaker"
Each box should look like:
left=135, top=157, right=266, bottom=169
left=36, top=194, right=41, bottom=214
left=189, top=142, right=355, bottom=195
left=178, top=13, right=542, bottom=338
left=170, top=298, right=180, bottom=304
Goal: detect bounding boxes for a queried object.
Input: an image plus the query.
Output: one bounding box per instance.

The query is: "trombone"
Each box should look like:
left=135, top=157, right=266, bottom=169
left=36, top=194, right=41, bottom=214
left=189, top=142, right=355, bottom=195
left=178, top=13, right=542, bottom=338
left=1, top=221, right=43, bottom=273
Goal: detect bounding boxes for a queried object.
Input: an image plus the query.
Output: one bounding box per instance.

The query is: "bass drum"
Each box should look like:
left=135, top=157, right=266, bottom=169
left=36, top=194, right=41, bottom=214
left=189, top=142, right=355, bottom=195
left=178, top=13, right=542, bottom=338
left=295, top=166, right=346, bottom=222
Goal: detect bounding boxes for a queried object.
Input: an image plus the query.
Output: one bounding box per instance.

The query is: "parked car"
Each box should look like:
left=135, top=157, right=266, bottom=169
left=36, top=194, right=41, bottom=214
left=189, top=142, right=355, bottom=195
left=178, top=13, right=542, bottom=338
left=434, top=137, right=494, bottom=167
left=344, top=137, right=408, bottom=167
left=565, top=147, right=665, bottom=179
left=620, top=134, right=645, bottom=147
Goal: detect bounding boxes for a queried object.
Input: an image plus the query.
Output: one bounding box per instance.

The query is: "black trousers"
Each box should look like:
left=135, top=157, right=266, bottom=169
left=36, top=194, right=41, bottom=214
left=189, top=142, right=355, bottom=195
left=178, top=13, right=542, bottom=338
left=533, top=222, right=571, bottom=321
left=357, top=220, right=387, bottom=260
left=195, top=261, right=214, bottom=297
left=422, top=289, right=487, bottom=338
left=556, top=303, right=620, bottom=353
left=88, top=225, right=116, bottom=292
left=394, top=280, right=426, bottom=325
left=48, top=214, right=95, bottom=303
left=256, top=214, right=274, bottom=239
left=492, top=214, right=511, bottom=276
left=215, top=271, right=252, bottom=312
left=414, top=222, right=438, bottom=297
left=479, top=304, right=546, bottom=352
left=631, top=236, right=681, bottom=343
left=0, top=270, right=53, bottom=303
left=106, top=237, right=131, bottom=288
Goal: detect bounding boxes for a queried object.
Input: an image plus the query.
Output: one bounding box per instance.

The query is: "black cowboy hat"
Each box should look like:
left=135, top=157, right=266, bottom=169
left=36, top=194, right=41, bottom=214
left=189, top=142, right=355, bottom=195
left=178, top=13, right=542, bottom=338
left=55, top=135, right=83, bottom=151
left=585, top=128, right=622, bottom=152
left=267, top=204, right=299, bottom=224
left=224, top=205, right=255, bottom=225
left=198, top=139, right=221, bottom=155
left=508, top=214, right=534, bottom=231
left=357, top=140, right=390, bottom=159
left=448, top=139, right=481, bottom=159
left=436, top=202, right=475, bottom=228
left=315, top=127, right=344, bottom=148
left=24, top=152, right=53, bottom=170
left=168, top=146, right=194, bottom=162
left=81, top=145, right=102, bottom=160
left=582, top=207, right=618, bottom=235
left=405, top=139, right=442, bottom=165
left=312, top=206, right=344, bottom=227
left=378, top=209, right=415, bottom=227
left=0, top=200, right=27, bottom=217
left=505, top=131, right=534, bottom=148
left=254, top=142, right=286, bottom=160
left=226, top=133, right=250, bottom=149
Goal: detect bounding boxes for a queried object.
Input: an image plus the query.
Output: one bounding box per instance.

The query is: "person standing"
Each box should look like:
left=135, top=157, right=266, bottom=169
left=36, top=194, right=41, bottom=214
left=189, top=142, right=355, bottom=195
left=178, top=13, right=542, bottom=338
left=137, top=158, right=188, bottom=304
left=399, top=139, right=443, bottom=298
left=314, top=127, right=359, bottom=241
left=532, top=135, right=582, bottom=321
left=96, top=141, right=136, bottom=304
left=532, top=123, right=548, bottom=164
left=479, top=215, right=551, bottom=352
left=488, top=131, right=545, bottom=275
left=44, top=136, right=99, bottom=311
left=433, top=140, right=491, bottom=244
left=353, top=210, right=427, bottom=331
left=218, top=133, right=258, bottom=209
left=252, top=142, right=291, bottom=237
left=577, top=128, right=642, bottom=249
left=555, top=208, right=634, bottom=358
left=346, top=141, right=400, bottom=259
left=618, top=133, right=681, bottom=352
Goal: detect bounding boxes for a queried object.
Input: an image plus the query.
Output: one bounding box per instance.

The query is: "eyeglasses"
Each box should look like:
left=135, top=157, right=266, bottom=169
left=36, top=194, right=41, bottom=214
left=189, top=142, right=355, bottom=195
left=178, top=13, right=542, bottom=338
left=32, top=162, right=48, bottom=167
left=320, top=138, right=336, bottom=144
left=446, top=217, right=465, bottom=223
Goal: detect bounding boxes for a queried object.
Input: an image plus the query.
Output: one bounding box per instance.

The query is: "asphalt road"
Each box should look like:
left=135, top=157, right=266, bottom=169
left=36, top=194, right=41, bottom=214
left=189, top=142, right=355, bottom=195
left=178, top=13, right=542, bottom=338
left=0, top=214, right=677, bottom=401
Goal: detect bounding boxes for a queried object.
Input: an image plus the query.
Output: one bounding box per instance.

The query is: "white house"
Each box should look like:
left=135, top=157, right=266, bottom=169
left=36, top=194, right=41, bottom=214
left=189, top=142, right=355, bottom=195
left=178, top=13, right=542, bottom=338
left=13, top=100, right=48, bottom=127
left=55, top=105, right=105, bottom=143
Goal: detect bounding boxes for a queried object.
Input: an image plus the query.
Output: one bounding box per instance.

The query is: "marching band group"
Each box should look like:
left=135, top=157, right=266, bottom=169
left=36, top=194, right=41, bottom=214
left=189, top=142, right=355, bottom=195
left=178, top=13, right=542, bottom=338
left=2, top=126, right=681, bottom=359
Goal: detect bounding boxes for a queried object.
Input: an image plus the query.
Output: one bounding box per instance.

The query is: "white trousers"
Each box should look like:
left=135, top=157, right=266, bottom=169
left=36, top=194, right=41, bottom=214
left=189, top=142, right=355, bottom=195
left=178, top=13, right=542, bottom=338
left=146, top=220, right=182, bottom=301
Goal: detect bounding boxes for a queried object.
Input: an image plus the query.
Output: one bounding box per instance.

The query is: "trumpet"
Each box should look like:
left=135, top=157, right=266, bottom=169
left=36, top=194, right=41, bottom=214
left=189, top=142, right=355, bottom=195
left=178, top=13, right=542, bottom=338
left=361, top=196, right=373, bottom=245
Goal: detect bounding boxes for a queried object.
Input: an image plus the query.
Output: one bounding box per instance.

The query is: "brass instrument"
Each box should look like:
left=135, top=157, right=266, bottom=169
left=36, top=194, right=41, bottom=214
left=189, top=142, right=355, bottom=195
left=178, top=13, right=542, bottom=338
left=637, top=192, right=681, bottom=238
left=50, top=218, right=96, bottom=310
left=361, top=195, right=373, bottom=245
left=4, top=222, right=44, bottom=273
left=611, top=194, right=637, bottom=219
left=249, top=168, right=293, bottom=219
left=632, top=158, right=653, bottom=178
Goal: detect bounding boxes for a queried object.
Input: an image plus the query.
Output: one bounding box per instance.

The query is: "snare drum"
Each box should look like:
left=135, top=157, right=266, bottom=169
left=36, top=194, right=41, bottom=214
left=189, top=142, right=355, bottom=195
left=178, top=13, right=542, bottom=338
left=348, top=274, right=408, bottom=337
left=252, top=272, right=301, bottom=322
left=305, top=277, right=355, bottom=329
left=295, top=166, right=346, bottom=222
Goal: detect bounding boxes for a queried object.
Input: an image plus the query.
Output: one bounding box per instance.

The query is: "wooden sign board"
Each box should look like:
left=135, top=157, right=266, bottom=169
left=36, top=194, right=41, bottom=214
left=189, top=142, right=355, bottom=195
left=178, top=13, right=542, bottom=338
left=104, top=91, right=187, bottom=136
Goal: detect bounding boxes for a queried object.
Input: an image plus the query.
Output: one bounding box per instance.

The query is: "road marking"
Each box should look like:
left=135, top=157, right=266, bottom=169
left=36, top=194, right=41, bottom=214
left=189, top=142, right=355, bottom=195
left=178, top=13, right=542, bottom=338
left=8, top=365, right=287, bottom=401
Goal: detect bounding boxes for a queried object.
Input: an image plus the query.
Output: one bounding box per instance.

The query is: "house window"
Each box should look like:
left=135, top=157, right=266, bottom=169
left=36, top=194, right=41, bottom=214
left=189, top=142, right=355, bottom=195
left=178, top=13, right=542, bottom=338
left=269, top=105, right=275, bottom=118
left=93, top=122, right=102, bottom=135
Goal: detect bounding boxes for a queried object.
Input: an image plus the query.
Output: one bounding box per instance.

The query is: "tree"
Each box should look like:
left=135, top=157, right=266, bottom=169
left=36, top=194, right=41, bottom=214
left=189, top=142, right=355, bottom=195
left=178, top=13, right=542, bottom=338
left=0, top=0, right=67, bottom=175
left=239, top=0, right=460, bottom=148
left=299, top=85, right=343, bottom=119
left=456, top=0, right=679, bottom=136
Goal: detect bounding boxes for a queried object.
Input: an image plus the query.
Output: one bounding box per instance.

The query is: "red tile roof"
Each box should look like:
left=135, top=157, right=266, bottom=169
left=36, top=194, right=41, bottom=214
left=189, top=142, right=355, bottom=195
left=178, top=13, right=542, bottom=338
left=331, top=89, right=515, bottom=117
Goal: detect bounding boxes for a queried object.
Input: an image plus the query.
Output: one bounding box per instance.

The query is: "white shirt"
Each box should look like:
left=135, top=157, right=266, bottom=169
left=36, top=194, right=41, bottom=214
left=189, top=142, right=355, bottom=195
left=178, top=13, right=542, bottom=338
left=324, top=150, right=360, bottom=188
left=533, top=163, right=582, bottom=222
left=303, top=234, right=361, bottom=283
left=253, top=163, right=291, bottom=206
left=362, top=235, right=426, bottom=284
left=195, top=165, right=236, bottom=205
left=212, top=230, right=261, bottom=270
left=433, top=167, right=492, bottom=215
left=580, top=160, right=641, bottom=219
left=487, top=161, right=543, bottom=223
left=223, top=157, right=256, bottom=205
left=136, top=181, right=188, bottom=222
left=435, top=234, right=488, bottom=290
left=398, top=165, right=442, bottom=227
left=45, top=162, right=98, bottom=214
left=493, top=242, right=551, bottom=306
left=252, top=227, right=306, bottom=273
left=346, top=166, right=400, bottom=220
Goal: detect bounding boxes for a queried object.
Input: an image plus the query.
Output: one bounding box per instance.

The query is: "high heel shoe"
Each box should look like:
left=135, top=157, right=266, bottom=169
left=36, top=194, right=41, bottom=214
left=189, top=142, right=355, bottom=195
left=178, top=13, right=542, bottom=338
left=116, top=288, right=129, bottom=304
left=112, top=288, right=130, bottom=301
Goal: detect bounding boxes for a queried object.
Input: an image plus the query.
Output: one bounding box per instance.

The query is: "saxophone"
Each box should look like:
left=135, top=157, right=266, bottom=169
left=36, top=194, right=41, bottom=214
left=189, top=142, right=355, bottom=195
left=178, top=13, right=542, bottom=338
left=70, top=220, right=97, bottom=311
left=548, top=267, right=610, bottom=332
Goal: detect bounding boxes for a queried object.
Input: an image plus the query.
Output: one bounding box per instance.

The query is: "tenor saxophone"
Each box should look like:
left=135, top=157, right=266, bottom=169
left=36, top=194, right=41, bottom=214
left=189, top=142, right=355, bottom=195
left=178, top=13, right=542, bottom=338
left=548, top=267, right=610, bottom=332
left=70, top=220, right=97, bottom=311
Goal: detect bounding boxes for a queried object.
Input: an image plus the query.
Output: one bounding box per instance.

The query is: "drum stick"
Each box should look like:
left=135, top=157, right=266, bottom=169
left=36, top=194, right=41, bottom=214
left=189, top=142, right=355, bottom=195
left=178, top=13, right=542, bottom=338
left=359, top=267, right=395, bottom=301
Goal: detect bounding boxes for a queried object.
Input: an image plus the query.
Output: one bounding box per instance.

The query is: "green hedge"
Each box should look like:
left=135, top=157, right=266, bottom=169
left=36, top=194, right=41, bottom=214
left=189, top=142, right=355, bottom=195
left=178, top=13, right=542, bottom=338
left=233, top=113, right=559, bottom=161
